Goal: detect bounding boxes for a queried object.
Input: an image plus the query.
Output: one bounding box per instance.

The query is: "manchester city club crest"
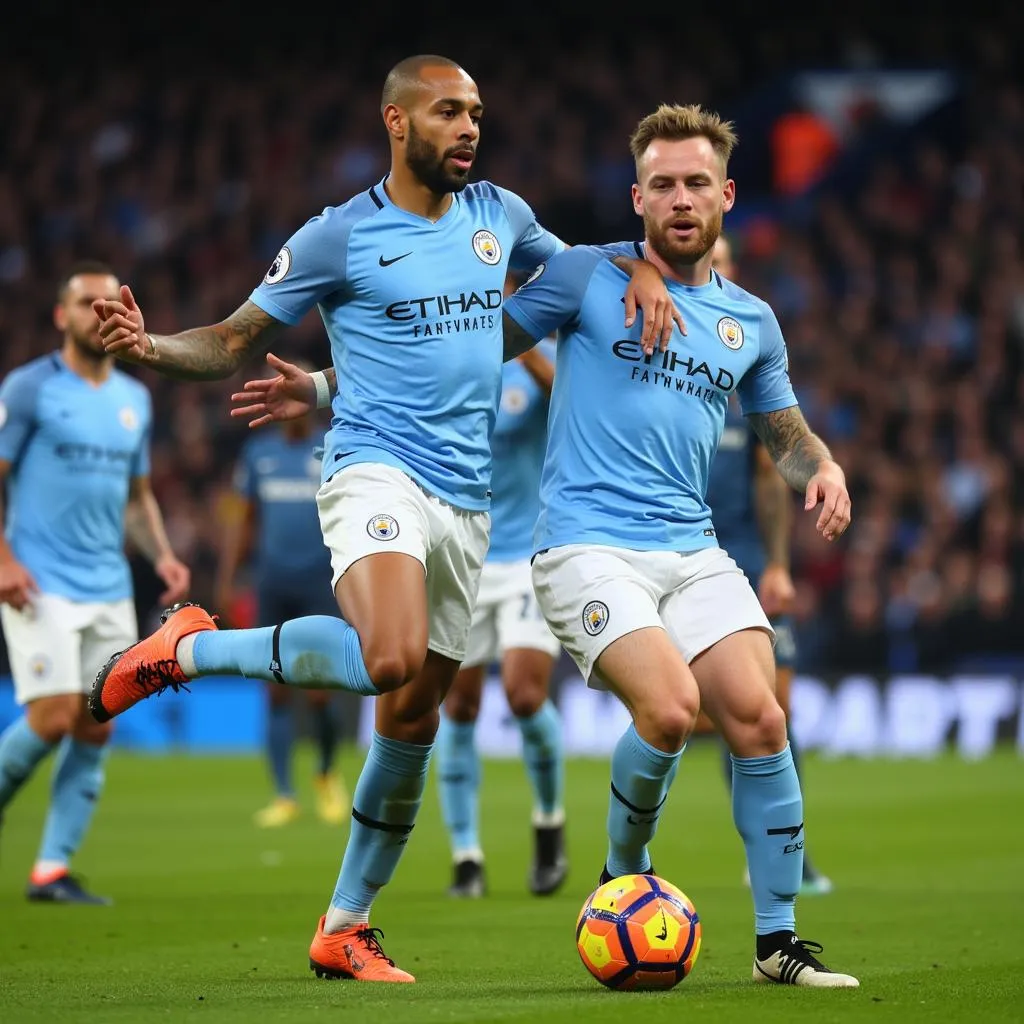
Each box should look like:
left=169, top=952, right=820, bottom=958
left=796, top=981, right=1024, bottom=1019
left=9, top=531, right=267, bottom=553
left=471, top=230, right=501, bottom=265
left=366, top=514, right=399, bottom=541
left=582, top=600, right=610, bottom=636
left=716, top=316, right=744, bottom=350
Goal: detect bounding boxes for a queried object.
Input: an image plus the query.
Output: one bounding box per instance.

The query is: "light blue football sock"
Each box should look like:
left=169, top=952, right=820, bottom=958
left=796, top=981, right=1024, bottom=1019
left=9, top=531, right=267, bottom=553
left=435, top=716, right=481, bottom=858
left=267, top=703, right=294, bottom=797
left=37, top=739, right=108, bottom=865
left=330, top=731, right=433, bottom=918
left=731, top=743, right=803, bottom=934
left=606, top=723, right=683, bottom=877
left=516, top=699, right=563, bottom=817
left=0, top=716, right=55, bottom=812
left=191, top=615, right=378, bottom=695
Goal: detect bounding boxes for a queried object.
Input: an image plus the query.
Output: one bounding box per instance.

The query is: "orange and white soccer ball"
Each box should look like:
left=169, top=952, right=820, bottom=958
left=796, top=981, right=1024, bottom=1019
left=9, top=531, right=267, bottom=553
left=575, top=873, right=701, bottom=990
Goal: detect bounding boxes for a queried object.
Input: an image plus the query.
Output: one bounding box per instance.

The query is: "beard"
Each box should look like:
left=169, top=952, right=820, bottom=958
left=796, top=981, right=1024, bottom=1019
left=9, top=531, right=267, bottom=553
left=405, top=120, right=472, bottom=195
left=69, top=330, right=109, bottom=363
left=645, top=207, right=722, bottom=268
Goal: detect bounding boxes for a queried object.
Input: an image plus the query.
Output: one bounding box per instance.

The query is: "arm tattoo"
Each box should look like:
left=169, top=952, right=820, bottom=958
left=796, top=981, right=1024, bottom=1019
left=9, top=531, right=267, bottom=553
left=324, top=368, right=337, bottom=395
left=144, top=301, right=286, bottom=380
left=748, top=406, right=833, bottom=493
left=503, top=311, right=541, bottom=362
left=753, top=446, right=791, bottom=565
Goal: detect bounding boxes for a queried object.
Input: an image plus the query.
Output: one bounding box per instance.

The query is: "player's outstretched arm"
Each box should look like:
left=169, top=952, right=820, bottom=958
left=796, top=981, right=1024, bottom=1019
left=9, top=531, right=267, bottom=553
left=748, top=405, right=851, bottom=542
left=230, top=353, right=336, bottom=429
left=94, top=286, right=288, bottom=381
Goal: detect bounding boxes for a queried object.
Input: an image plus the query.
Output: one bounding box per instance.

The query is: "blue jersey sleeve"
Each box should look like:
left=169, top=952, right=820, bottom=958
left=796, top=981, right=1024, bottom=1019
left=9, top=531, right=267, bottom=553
left=249, top=208, right=350, bottom=325
left=497, top=187, right=565, bottom=274
left=131, top=391, right=153, bottom=479
left=0, top=366, right=42, bottom=464
left=737, top=303, right=798, bottom=414
left=504, top=246, right=605, bottom=342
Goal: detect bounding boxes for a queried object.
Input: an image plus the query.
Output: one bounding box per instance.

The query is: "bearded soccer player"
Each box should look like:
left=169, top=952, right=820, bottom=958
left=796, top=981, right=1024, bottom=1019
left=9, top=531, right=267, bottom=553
left=500, top=105, right=858, bottom=988
left=88, top=56, right=681, bottom=981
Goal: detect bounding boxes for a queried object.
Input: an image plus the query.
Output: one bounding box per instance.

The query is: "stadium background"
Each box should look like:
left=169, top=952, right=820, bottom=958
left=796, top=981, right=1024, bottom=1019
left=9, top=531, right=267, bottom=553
left=1, top=6, right=1022, bottom=758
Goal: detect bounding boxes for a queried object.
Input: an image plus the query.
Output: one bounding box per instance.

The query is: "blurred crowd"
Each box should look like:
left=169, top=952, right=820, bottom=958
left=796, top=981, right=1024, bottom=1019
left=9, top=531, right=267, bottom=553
left=1, top=12, right=1021, bottom=676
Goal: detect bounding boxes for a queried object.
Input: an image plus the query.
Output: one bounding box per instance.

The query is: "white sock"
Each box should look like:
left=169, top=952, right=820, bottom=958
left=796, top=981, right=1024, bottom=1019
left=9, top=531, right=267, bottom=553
left=453, top=847, right=484, bottom=865
left=32, top=859, right=67, bottom=879
left=324, top=906, right=370, bottom=933
left=532, top=807, right=566, bottom=829
left=176, top=635, right=198, bottom=677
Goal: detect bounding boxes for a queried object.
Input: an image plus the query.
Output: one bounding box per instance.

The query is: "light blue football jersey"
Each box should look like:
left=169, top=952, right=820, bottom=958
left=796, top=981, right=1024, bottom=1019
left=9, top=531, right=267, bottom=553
left=704, top=398, right=765, bottom=581
left=0, top=353, right=152, bottom=601
left=488, top=339, right=556, bottom=562
left=232, top=428, right=331, bottom=584
left=503, top=244, right=797, bottom=553
left=249, top=178, right=564, bottom=511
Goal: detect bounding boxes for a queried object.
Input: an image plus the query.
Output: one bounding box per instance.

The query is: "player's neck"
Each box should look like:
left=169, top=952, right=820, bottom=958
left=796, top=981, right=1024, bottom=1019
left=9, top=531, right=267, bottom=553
left=61, top=341, right=113, bottom=385
left=640, top=241, right=714, bottom=288
left=383, top=169, right=453, bottom=222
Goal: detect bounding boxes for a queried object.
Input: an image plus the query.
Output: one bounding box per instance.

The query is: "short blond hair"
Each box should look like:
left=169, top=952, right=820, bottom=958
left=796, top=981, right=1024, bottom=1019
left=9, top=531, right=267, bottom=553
left=629, top=104, right=738, bottom=173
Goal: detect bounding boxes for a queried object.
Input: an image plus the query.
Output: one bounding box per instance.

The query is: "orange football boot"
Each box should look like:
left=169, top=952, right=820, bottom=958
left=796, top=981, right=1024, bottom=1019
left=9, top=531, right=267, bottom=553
left=308, top=916, right=415, bottom=982
left=89, top=602, right=218, bottom=723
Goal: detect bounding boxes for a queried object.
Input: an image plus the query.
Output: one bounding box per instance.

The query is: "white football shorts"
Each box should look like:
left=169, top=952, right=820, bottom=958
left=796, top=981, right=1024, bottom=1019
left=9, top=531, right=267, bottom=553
left=531, top=544, right=773, bottom=685
left=463, top=557, right=562, bottom=668
left=1, top=593, right=138, bottom=705
left=316, top=462, right=490, bottom=663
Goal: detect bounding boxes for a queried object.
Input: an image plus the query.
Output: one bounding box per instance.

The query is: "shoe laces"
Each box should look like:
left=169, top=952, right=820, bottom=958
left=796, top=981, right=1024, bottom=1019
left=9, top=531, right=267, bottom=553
left=135, top=660, right=191, bottom=699
left=786, top=938, right=827, bottom=970
left=354, top=927, right=395, bottom=966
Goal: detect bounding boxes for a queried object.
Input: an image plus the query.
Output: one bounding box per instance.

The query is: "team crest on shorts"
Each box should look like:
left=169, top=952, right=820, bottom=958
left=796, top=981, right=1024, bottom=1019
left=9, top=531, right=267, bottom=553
left=29, top=654, right=51, bottom=679
left=471, top=230, right=501, bottom=265
left=367, top=514, right=399, bottom=541
left=716, top=316, right=744, bottom=350
left=582, top=600, right=609, bottom=636
left=264, top=246, right=292, bottom=284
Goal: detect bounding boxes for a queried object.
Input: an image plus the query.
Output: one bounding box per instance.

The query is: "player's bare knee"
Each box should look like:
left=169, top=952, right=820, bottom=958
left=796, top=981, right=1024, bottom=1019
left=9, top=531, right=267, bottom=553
left=384, top=697, right=440, bottom=744
left=444, top=690, right=480, bottom=722
left=72, top=716, right=113, bottom=746
left=726, top=697, right=787, bottom=757
left=505, top=678, right=546, bottom=718
left=362, top=645, right=425, bottom=693
left=636, top=696, right=698, bottom=753
left=26, top=697, right=77, bottom=742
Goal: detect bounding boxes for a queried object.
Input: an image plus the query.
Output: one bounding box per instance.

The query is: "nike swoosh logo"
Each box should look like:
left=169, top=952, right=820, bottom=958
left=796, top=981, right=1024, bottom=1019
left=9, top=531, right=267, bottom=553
left=379, top=252, right=412, bottom=267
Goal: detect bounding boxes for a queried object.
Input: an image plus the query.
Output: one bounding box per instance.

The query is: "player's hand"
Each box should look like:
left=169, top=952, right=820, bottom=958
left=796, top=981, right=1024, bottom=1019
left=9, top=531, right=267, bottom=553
left=804, top=461, right=851, bottom=542
left=154, top=554, right=191, bottom=606
left=230, top=353, right=315, bottom=429
left=93, top=285, right=151, bottom=363
left=0, top=557, right=38, bottom=611
left=758, top=563, right=797, bottom=617
left=623, top=260, right=687, bottom=356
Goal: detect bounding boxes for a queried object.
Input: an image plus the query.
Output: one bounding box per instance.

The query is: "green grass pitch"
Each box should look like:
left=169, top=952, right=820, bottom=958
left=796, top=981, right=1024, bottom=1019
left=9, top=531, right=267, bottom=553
left=2, top=741, right=1022, bottom=1022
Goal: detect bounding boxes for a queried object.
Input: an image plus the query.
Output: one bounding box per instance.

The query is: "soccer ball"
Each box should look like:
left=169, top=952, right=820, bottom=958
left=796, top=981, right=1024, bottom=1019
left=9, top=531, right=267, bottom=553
left=575, top=873, right=701, bottom=991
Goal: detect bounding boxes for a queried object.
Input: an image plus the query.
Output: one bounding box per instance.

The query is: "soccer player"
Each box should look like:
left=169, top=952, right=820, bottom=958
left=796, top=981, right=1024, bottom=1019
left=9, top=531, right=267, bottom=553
left=0, top=261, right=190, bottom=904
left=214, top=371, right=348, bottom=829
left=87, top=56, right=680, bottom=982
left=704, top=235, right=832, bottom=896
left=436, top=322, right=565, bottom=899
left=500, top=104, right=859, bottom=987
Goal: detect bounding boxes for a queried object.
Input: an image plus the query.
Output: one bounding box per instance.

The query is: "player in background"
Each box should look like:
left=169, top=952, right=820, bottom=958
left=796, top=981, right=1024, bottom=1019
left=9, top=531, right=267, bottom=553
left=501, top=104, right=858, bottom=987
left=0, top=261, right=189, bottom=904
left=703, top=235, right=832, bottom=895
left=88, top=55, right=681, bottom=982
left=436, top=283, right=565, bottom=899
left=214, top=362, right=348, bottom=829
